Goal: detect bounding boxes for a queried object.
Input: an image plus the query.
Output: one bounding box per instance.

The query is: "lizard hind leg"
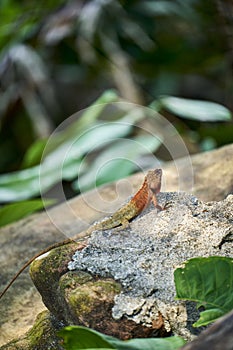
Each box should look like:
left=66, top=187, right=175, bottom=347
left=110, top=218, right=130, bottom=233
left=120, top=218, right=130, bottom=230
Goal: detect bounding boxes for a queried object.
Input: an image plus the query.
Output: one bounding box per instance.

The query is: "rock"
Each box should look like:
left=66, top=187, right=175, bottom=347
left=0, top=178, right=139, bottom=345
left=0, top=143, right=233, bottom=346
left=27, top=192, right=232, bottom=344
left=65, top=192, right=232, bottom=340
left=29, top=242, right=81, bottom=323
left=0, top=310, right=64, bottom=350
left=163, top=143, right=233, bottom=201
left=29, top=241, right=166, bottom=340
left=59, top=272, right=158, bottom=339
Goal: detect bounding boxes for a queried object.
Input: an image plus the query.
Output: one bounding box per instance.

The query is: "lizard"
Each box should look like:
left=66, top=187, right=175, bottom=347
left=0, top=168, right=163, bottom=300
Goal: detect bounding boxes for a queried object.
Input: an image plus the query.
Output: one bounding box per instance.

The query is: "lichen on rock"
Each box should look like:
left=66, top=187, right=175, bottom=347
left=2, top=192, right=232, bottom=348
left=68, top=192, right=233, bottom=339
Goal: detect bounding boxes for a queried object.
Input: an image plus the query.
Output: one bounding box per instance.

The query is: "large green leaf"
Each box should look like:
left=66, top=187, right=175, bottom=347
left=0, top=165, right=41, bottom=202
left=174, top=256, right=233, bottom=327
left=159, top=96, right=232, bottom=121
left=0, top=92, right=135, bottom=202
left=0, top=122, right=132, bottom=202
left=21, top=90, right=119, bottom=168
left=0, top=199, right=55, bottom=228
left=21, top=138, right=48, bottom=168
left=58, top=326, right=185, bottom=350
left=58, top=326, right=115, bottom=349
left=109, top=336, right=185, bottom=350
left=74, top=134, right=162, bottom=191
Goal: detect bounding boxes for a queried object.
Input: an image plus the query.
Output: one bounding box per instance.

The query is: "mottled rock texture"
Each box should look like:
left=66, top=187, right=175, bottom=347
left=8, top=191, right=231, bottom=349
left=0, top=143, right=232, bottom=347
left=67, top=192, right=232, bottom=340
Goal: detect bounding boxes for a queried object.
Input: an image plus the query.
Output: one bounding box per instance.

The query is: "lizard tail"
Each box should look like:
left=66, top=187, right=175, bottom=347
left=0, top=255, right=41, bottom=300
left=0, top=239, right=72, bottom=300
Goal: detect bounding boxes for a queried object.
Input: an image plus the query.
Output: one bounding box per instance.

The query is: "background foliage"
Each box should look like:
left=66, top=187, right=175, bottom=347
left=0, top=0, right=232, bottom=212
left=0, top=2, right=232, bottom=345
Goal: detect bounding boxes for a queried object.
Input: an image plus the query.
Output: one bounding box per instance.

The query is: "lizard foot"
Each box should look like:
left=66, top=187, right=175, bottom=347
left=161, top=201, right=173, bottom=210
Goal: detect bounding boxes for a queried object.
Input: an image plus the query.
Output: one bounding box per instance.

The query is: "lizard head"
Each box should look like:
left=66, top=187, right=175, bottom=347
left=146, top=168, right=162, bottom=194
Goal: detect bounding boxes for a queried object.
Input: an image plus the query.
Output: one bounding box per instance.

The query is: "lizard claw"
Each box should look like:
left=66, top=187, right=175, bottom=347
left=162, top=201, right=172, bottom=210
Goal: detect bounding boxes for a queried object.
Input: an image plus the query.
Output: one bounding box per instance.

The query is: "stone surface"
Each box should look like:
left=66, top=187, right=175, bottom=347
left=163, top=143, right=233, bottom=201
left=30, top=243, right=167, bottom=340
left=0, top=178, right=142, bottom=345
left=6, top=191, right=230, bottom=347
left=67, top=192, right=232, bottom=339
left=0, top=143, right=232, bottom=346
left=29, top=242, right=82, bottom=323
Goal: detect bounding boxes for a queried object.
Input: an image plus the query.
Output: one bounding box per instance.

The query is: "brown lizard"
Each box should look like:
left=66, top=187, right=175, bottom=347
left=0, top=168, right=163, bottom=299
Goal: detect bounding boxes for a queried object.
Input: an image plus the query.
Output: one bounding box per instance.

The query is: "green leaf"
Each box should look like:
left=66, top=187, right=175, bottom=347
left=159, top=96, right=232, bottom=121
left=135, top=1, right=187, bottom=17
left=0, top=123, right=131, bottom=202
left=109, top=336, right=185, bottom=350
left=174, top=256, right=233, bottom=327
left=58, top=326, right=185, bottom=350
left=58, top=326, right=115, bottom=349
left=77, top=90, right=119, bottom=126
left=0, top=165, right=41, bottom=202
left=0, top=199, right=55, bottom=228
left=0, top=93, right=129, bottom=202
left=23, top=90, right=120, bottom=168
left=21, top=138, right=48, bottom=168
left=0, top=164, right=64, bottom=202
left=74, top=134, right=161, bottom=191
left=193, top=308, right=224, bottom=327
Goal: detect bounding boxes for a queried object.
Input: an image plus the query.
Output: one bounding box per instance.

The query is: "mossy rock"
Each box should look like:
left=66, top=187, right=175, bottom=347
left=29, top=242, right=81, bottom=323
left=59, top=270, right=156, bottom=339
left=29, top=241, right=160, bottom=340
left=61, top=271, right=121, bottom=328
left=0, top=310, right=63, bottom=350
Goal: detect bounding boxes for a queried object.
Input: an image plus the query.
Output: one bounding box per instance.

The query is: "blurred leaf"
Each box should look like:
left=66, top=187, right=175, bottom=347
left=59, top=325, right=185, bottom=350
left=58, top=326, right=115, bottom=349
left=0, top=165, right=41, bottom=202
left=0, top=1, right=65, bottom=49
left=200, top=137, right=217, bottom=151
left=21, top=138, right=48, bottom=168
left=74, top=134, right=162, bottom=191
left=0, top=198, right=55, bottom=228
left=109, top=336, right=186, bottom=350
left=0, top=91, right=125, bottom=202
left=135, top=1, right=191, bottom=17
left=23, top=90, right=120, bottom=163
left=76, top=90, right=119, bottom=128
left=41, top=121, right=133, bottom=183
left=198, top=124, right=233, bottom=146
left=159, top=96, right=232, bottom=121
left=0, top=121, right=131, bottom=202
left=175, top=256, right=233, bottom=327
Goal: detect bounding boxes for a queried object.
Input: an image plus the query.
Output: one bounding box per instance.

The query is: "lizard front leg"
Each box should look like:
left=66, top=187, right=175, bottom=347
left=151, top=194, right=164, bottom=211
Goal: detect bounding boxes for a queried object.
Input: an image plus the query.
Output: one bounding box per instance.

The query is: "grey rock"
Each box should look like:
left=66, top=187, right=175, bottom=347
left=1, top=143, right=233, bottom=345
left=68, top=192, right=233, bottom=339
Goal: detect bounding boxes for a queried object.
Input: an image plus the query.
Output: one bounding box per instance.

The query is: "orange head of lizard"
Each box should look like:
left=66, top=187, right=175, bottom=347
left=146, top=168, right=162, bottom=194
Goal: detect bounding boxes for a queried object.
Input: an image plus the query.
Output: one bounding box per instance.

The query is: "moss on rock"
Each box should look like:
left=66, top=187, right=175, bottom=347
left=29, top=242, right=80, bottom=323
left=0, top=311, right=63, bottom=350
left=62, top=272, right=122, bottom=319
